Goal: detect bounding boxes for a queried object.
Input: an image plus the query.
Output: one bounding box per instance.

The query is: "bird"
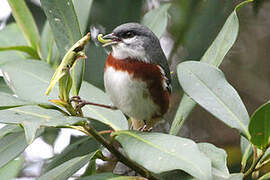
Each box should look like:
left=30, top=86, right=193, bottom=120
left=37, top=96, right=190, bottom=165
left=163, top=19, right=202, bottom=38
left=102, top=23, right=171, bottom=131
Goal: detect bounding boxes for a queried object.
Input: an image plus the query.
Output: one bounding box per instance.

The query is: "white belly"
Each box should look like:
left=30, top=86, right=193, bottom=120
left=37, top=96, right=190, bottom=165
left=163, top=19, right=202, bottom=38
left=104, top=67, right=159, bottom=121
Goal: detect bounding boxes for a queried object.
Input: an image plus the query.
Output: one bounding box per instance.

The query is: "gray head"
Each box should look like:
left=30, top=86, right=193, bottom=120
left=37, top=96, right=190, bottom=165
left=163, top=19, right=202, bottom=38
left=103, top=23, right=162, bottom=62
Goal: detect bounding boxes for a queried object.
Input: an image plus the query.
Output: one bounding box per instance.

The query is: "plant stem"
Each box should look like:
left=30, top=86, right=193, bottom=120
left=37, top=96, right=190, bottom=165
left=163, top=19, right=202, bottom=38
left=82, top=123, right=159, bottom=180
left=243, top=147, right=266, bottom=179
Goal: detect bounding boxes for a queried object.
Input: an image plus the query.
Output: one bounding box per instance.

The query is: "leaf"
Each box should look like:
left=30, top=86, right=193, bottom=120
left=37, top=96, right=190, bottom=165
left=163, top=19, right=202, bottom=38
left=240, top=137, right=252, bottom=171
left=79, top=81, right=128, bottom=130
left=0, top=106, right=84, bottom=144
left=73, top=0, right=93, bottom=34
left=261, top=147, right=270, bottom=163
left=159, top=170, right=196, bottom=180
left=249, top=102, right=270, bottom=149
left=0, top=124, right=22, bottom=139
left=0, top=92, right=32, bottom=110
left=81, top=173, right=147, bottom=180
left=0, top=46, right=39, bottom=59
left=200, top=12, right=239, bottom=66
left=141, top=3, right=171, bottom=38
left=2, top=58, right=127, bottom=131
left=7, top=0, right=41, bottom=56
left=1, top=59, right=59, bottom=103
left=38, top=151, right=98, bottom=180
left=198, top=143, right=229, bottom=179
left=0, top=156, right=24, bottom=180
left=44, top=136, right=99, bottom=173
left=40, top=21, right=60, bottom=65
left=114, top=131, right=212, bottom=180
left=227, top=173, right=243, bottom=180
left=169, top=95, right=196, bottom=135
left=0, top=126, right=27, bottom=168
left=41, top=0, right=84, bottom=95
left=80, top=173, right=119, bottom=180
left=110, top=177, right=147, bottom=180
left=41, top=127, right=60, bottom=146
left=170, top=7, right=240, bottom=135
left=45, top=33, right=90, bottom=96
left=0, top=77, right=12, bottom=94
left=0, top=22, right=39, bottom=59
left=259, top=172, right=270, bottom=180
left=0, top=51, right=26, bottom=67
left=0, top=23, right=27, bottom=46
left=177, top=61, right=250, bottom=138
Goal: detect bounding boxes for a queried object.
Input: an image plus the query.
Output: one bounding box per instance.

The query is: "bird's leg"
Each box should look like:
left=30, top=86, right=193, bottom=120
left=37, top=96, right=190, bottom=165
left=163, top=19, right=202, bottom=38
left=70, top=96, right=118, bottom=112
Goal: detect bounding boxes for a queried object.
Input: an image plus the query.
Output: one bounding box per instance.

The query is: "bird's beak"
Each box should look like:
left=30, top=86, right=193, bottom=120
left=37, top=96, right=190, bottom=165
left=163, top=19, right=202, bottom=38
left=102, top=33, right=120, bottom=47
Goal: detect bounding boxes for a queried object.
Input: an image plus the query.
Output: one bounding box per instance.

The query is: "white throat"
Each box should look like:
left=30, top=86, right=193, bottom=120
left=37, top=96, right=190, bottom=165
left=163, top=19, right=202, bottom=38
left=111, top=38, right=148, bottom=62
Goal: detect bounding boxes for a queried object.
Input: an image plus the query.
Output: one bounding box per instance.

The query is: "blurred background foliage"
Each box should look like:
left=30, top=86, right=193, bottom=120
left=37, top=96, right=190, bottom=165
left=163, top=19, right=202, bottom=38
left=1, top=0, right=270, bottom=178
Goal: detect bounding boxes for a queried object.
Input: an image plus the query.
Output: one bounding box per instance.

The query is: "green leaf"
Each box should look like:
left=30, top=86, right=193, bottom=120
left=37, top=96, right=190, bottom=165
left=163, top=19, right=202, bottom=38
left=81, top=173, right=147, bottom=180
left=0, top=126, right=27, bottom=168
left=7, top=0, right=41, bottom=57
left=159, top=170, right=196, bottom=180
left=38, top=151, right=98, bottom=180
left=0, top=124, right=22, bottom=139
left=170, top=8, right=240, bottom=135
left=229, top=173, right=243, bottom=180
left=0, top=156, right=24, bottom=180
left=200, top=12, right=239, bottom=66
left=45, top=33, right=90, bottom=96
left=198, top=143, right=229, bottom=179
left=0, top=51, right=26, bottom=66
left=0, top=23, right=27, bottom=46
left=114, top=131, right=211, bottom=180
left=259, top=172, right=270, bottom=180
left=0, top=46, right=39, bottom=59
left=40, top=0, right=82, bottom=56
left=169, top=95, right=196, bottom=135
left=240, top=137, right=252, bottom=171
left=73, top=0, right=93, bottom=34
left=0, top=92, right=32, bottom=110
left=41, top=127, right=60, bottom=146
left=0, top=22, right=40, bottom=58
left=41, top=0, right=84, bottom=95
left=1, top=59, right=58, bottom=103
left=0, top=106, right=84, bottom=144
left=261, top=147, right=270, bottom=163
left=44, top=136, right=99, bottom=172
left=0, top=77, right=12, bottom=94
left=109, top=177, right=147, bottom=180
left=249, top=102, right=270, bottom=149
left=141, top=3, right=171, bottom=38
left=80, top=173, right=119, bottom=180
left=40, top=21, right=60, bottom=65
left=177, top=61, right=250, bottom=138
left=79, top=81, right=128, bottom=130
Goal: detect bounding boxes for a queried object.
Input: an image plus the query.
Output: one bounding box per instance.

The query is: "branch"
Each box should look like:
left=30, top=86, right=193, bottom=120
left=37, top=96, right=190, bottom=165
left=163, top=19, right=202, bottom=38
left=72, top=123, right=159, bottom=180
left=243, top=147, right=266, bottom=179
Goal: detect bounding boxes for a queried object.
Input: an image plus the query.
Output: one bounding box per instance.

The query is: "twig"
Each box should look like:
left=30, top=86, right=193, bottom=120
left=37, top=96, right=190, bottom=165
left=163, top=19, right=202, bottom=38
left=81, top=123, right=159, bottom=180
left=243, top=146, right=266, bottom=179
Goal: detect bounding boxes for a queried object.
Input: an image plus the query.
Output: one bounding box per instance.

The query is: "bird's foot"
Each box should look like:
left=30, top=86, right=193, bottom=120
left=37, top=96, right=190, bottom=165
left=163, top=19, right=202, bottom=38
left=137, top=120, right=153, bottom=132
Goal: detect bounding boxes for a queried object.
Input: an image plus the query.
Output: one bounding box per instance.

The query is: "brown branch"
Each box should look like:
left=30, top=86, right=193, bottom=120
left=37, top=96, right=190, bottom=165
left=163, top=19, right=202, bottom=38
left=73, top=123, right=159, bottom=180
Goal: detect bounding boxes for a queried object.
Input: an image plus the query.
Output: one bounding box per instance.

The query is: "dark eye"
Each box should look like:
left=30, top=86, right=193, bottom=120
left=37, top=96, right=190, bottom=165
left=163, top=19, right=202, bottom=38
left=122, top=31, right=135, bottom=39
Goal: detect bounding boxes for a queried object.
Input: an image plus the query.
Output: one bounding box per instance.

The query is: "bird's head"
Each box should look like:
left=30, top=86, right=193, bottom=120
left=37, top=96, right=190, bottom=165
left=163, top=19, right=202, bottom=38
left=102, top=23, right=161, bottom=62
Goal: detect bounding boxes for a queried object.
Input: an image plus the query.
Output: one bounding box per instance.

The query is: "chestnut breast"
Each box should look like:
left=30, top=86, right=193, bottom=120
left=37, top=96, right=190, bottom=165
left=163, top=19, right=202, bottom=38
left=104, top=53, right=170, bottom=120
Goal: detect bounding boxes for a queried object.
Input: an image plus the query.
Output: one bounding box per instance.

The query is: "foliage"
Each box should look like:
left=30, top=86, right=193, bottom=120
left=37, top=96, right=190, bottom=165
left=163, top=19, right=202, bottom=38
left=0, top=0, right=269, bottom=179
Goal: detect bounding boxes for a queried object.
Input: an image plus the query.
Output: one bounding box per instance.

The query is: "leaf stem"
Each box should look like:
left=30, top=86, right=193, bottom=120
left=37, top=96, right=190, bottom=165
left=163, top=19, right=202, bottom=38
left=81, top=123, right=159, bottom=180
left=243, top=146, right=266, bottom=179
